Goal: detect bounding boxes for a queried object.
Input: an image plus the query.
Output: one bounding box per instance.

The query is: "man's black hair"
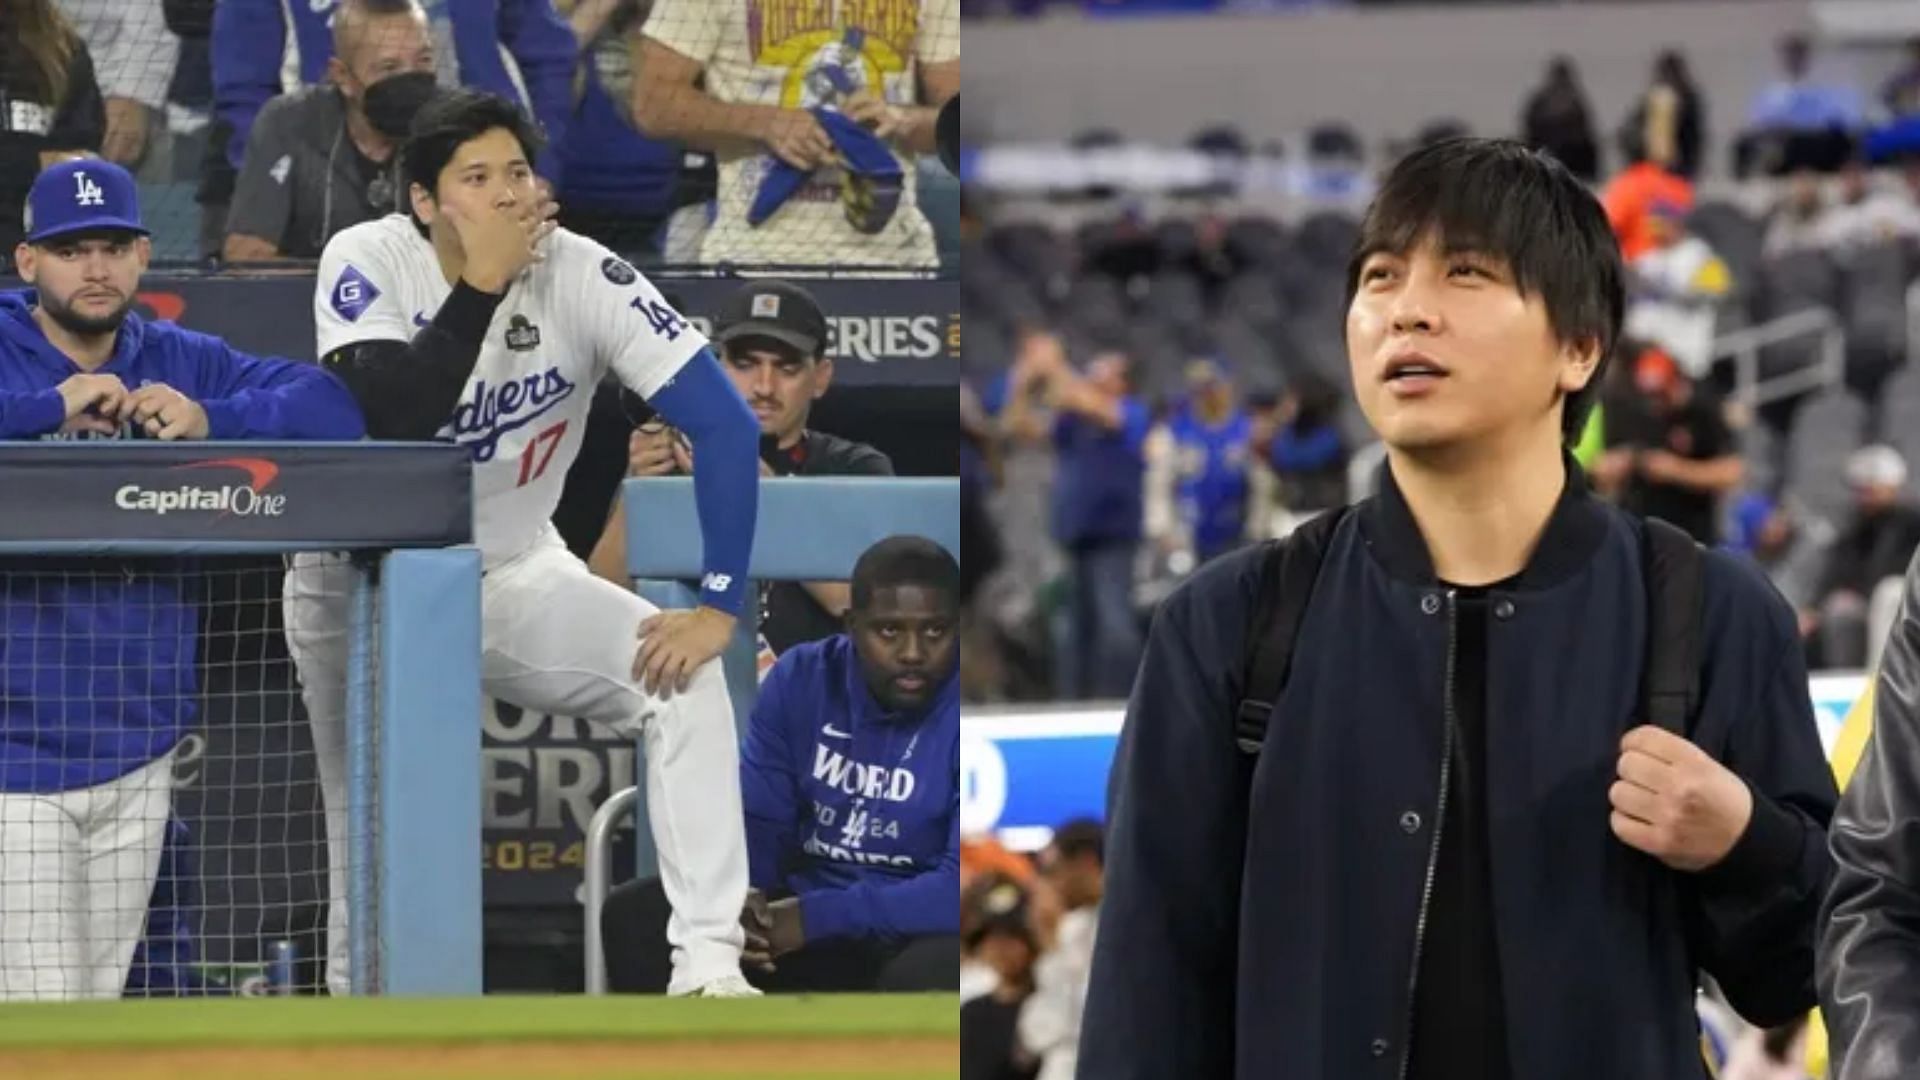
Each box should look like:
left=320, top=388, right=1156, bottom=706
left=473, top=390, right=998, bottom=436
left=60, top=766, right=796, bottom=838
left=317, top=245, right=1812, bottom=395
left=1345, top=137, right=1623, bottom=442
left=849, top=536, right=959, bottom=613
left=401, top=89, right=545, bottom=235
left=1051, top=818, right=1104, bottom=866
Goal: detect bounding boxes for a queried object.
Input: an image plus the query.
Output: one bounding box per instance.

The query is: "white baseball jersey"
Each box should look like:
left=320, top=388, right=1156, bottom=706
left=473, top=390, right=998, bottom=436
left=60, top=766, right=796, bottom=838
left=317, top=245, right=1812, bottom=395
left=313, top=215, right=708, bottom=568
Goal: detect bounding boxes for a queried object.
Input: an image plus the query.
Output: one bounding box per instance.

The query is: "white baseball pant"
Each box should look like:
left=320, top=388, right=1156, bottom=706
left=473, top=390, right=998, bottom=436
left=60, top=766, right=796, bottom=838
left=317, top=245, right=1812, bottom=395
left=0, top=749, right=175, bottom=1000
left=283, top=525, right=748, bottom=996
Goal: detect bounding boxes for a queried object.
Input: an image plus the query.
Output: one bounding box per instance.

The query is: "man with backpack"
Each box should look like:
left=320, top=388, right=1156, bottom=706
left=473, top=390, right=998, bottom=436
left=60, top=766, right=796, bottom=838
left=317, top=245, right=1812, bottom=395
left=1079, top=138, right=1837, bottom=1080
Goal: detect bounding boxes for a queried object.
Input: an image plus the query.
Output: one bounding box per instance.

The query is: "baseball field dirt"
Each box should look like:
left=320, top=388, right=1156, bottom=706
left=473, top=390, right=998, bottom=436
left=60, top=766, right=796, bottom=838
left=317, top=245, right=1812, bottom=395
left=0, top=992, right=958, bottom=1080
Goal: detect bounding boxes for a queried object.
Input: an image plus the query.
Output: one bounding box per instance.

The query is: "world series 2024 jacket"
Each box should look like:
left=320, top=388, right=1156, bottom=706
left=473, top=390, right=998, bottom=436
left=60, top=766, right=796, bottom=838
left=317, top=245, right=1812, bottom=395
left=1819, top=548, right=1920, bottom=1080
left=1078, top=460, right=1837, bottom=1080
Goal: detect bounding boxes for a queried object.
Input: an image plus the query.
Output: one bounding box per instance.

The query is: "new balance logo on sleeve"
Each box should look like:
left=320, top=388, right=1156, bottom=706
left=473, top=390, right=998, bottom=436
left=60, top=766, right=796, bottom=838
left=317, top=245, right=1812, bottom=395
left=702, top=573, right=734, bottom=594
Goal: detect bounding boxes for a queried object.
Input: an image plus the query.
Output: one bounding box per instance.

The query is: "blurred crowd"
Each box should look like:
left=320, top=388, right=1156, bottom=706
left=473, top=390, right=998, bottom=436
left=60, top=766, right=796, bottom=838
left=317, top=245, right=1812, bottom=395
left=960, top=821, right=1104, bottom=1080
left=961, top=34, right=1920, bottom=703
left=0, top=0, right=960, bottom=270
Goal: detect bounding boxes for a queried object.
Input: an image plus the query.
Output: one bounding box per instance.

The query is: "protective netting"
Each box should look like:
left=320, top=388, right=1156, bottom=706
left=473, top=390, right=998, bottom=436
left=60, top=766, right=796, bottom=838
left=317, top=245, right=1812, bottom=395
left=0, top=557, right=356, bottom=999
left=13, top=0, right=958, bottom=273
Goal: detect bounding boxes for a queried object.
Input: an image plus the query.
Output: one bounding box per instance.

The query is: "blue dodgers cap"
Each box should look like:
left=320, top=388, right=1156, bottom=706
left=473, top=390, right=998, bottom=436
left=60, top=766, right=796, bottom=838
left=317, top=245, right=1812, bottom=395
left=23, top=159, right=149, bottom=244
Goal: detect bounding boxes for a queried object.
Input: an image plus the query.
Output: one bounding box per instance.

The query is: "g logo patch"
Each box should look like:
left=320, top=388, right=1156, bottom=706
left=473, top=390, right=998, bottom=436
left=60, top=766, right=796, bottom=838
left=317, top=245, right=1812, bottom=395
left=600, top=257, right=637, bottom=286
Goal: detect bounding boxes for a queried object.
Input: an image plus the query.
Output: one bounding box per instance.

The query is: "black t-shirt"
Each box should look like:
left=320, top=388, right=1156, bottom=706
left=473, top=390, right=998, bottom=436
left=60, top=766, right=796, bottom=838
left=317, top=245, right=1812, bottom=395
left=1612, top=391, right=1732, bottom=545
left=760, top=429, right=894, bottom=654
left=0, top=35, right=105, bottom=258
left=1407, top=583, right=1512, bottom=1080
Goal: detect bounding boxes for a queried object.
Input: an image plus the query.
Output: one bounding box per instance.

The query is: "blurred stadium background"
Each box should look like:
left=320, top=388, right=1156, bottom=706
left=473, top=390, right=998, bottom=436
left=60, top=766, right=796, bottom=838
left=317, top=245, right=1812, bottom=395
left=957, top=2, right=1920, bottom=1078
left=0, top=0, right=959, bottom=1074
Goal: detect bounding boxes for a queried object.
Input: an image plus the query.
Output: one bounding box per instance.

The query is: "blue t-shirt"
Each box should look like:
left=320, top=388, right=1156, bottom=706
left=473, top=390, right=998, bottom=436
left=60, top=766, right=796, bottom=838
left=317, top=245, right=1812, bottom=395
left=1168, top=405, right=1252, bottom=561
left=1052, top=397, right=1150, bottom=549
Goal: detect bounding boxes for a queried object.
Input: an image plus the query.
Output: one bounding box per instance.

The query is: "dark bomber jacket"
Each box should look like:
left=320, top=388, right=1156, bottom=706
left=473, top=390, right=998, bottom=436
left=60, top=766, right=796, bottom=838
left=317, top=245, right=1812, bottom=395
left=1078, top=460, right=1837, bottom=1080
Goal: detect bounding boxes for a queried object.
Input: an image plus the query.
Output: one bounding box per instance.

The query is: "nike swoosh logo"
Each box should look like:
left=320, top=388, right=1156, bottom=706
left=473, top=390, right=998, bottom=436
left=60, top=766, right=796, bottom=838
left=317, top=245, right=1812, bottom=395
left=822, top=724, right=851, bottom=739
left=413, top=311, right=430, bottom=328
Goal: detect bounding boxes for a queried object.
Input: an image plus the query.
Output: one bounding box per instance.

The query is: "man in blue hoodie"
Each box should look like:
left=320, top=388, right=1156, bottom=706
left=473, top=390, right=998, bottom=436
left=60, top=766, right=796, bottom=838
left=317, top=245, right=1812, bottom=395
left=0, top=159, right=364, bottom=1001
left=602, top=535, right=960, bottom=993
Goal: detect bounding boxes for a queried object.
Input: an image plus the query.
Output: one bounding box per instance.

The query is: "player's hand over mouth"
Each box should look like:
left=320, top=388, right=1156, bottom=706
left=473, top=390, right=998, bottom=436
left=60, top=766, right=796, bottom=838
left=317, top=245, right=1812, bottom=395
left=632, top=606, right=737, bottom=698
left=445, top=199, right=551, bottom=295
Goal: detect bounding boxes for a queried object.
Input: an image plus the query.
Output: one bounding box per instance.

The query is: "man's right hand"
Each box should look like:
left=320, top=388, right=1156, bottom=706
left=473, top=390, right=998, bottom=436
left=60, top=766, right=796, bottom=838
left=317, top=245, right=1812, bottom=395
left=56, top=373, right=128, bottom=432
left=762, top=109, right=836, bottom=171
left=628, top=425, right=682, bottom=477
left=445, top=200, right=551, bottom=294
left=741, top=889, right=775, bottom=973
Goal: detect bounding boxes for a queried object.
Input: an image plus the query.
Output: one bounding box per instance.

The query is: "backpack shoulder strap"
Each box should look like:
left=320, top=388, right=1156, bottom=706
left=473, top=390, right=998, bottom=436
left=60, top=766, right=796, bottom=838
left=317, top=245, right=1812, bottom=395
left=1236, top=505, right=1351, bottom=754
left=1641, top=517, right=1706, bottom=735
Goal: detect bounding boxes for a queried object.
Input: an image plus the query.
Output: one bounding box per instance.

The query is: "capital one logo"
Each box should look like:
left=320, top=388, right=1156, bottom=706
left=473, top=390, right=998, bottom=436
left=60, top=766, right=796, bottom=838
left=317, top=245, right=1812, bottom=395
left=115, top=458, right=287, bottom=518
left=73, top=170, right=104, bottom=207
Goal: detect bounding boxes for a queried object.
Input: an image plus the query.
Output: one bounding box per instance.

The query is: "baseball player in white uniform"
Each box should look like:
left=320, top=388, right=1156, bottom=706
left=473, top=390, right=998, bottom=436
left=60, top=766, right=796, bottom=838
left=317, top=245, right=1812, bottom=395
left=283, top=90, right=764, bottom=997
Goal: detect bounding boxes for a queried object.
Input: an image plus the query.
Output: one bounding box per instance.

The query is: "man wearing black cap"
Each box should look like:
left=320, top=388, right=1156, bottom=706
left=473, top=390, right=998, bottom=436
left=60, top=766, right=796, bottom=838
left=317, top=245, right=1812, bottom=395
left=591, top=279, right=893, bottom=657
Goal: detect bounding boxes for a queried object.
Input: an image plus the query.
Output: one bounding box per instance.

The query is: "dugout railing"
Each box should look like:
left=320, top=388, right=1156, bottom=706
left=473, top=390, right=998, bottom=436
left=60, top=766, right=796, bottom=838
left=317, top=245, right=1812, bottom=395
left=580, top=475, right=961, bottom=995
left=0, top=442, right=482, bottom=996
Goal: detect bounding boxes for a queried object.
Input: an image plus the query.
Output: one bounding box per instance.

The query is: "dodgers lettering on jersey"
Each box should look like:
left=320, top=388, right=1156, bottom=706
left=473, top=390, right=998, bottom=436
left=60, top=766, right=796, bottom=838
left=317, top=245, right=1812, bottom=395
left=312, top=216, right=707, bottom=567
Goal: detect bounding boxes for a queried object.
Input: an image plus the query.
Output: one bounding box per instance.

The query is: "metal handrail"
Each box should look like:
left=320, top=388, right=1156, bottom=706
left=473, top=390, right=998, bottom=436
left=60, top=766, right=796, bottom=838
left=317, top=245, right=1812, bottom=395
left=1708, top=305, right=1844, bottom=408
left=582, top=786, right=640, bottom=996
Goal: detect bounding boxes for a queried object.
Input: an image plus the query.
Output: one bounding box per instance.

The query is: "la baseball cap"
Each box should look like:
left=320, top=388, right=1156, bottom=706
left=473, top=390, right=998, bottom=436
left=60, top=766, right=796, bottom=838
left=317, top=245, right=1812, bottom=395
left=24, top=159, right=149, bottom=245
left=714, top=280, right=829, bottom=358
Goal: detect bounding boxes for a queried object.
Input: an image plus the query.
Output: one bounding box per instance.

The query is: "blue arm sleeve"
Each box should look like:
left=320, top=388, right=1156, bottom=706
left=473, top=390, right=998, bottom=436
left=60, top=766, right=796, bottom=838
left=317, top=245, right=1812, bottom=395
left=211, top=0, right=289, bottom=169
left=645, top=346, right=758, bottom=615
left=797, top=798, right=960, bottom=944
left=0, top=389, right=65, bottom=438
left=197, top=342, right=367, bottom=440
left=496, top=0, right=578, bottom=185
left=740, top=657, right=802, bottom=892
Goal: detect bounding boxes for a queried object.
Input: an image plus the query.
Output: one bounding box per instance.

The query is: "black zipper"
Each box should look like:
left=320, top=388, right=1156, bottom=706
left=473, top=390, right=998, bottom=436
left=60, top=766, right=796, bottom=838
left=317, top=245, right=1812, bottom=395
left=1398, top=589, right=1458, bottom=1079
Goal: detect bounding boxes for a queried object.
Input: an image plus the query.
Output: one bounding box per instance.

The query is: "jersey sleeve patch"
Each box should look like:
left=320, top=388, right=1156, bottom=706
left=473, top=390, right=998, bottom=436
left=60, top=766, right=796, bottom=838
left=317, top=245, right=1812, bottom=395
left=600, top=256, right=637, bottom=285
left=329, top=264, right=382, bottom=323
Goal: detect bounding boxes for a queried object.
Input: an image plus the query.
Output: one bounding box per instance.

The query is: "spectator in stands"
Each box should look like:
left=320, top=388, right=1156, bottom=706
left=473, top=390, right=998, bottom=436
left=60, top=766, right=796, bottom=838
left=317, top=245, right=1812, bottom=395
left=1726, top=492, right=1834, bottom=643
left=1001, top=332, right=1147, bottom=700
left=633, top=0, right=959, bottom=270
left=211, top=0, right=576, bottom=246
left=1623, top=199, right=1731, bottom=379
left=0, top=0, right=104, bottom=261
left=1018, top=819, right=1101, bottom=1080
left=1520, top=56, right=1598, bottom=183
left=601, top=536, right=960, bottom=994
left=1262, top=371, right=1350, bottom=524
left=1594, top=346, right=1742, bottom=546
left=1739, top=35, right=1863, bottom=176
left=1821, top=157, right=1920, bottom=252
left=961, top=881, right=1042, bottom=1080
left=553, top=0, right=699, bottom=254
left=55, top=2, right=176, bottom=174
left=1144, top=358, right=1252, bottom=567
left=1601, top=132, right=1695, bottom=262
left=1809, top=445, right=1920, bottom=669
left=1762, top=170, right=1831, bottom=257
left=1622, top=50, right=1706, bottom=182
left=222, top=0, right=441, bottom=262
left=589, top=280, right=894, bottom=658
left=1883, top=38, right=1920, bottom=120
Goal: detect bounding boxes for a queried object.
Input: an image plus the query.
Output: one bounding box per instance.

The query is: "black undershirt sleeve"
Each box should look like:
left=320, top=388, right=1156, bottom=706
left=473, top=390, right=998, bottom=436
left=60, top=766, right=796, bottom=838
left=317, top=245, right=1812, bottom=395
left=319, top=280, right=503, bottom=440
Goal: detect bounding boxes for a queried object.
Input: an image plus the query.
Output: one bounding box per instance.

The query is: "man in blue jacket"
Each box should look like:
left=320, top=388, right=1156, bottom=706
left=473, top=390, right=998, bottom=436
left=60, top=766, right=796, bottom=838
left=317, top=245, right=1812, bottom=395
left=0, top=159, right=364, bottom=1001
left=601, top=535, right=959, bottom=993
left=1080, top=139, right=1837, bottom=1080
